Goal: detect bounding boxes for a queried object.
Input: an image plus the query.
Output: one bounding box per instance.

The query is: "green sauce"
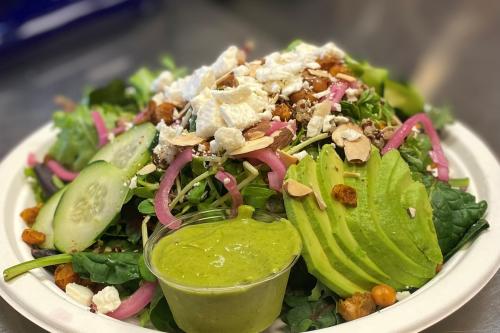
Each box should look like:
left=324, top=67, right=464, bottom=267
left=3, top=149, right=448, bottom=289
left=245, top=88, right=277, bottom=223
left=151, top=206, right=301, bottom=288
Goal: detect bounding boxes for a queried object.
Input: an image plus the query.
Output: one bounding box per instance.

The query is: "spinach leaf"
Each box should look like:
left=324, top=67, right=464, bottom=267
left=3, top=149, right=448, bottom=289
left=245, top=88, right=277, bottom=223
left=149, top=287, right=183, bottom=332
left=241, top=185, right=276, bottom=209
left=428, top=181, right=488, bottom=258
left=72, top=252, right=141, bottom=284
left=186, top=180, right=208, bottom=204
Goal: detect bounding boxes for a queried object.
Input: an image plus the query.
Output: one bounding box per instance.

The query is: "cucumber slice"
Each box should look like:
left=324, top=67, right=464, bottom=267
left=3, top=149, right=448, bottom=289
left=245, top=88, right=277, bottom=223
left=89, top=123, right=157, bottom=177
left=53, top=161, right=129, bottom=253
left=32, top=189, right=66, bottom=250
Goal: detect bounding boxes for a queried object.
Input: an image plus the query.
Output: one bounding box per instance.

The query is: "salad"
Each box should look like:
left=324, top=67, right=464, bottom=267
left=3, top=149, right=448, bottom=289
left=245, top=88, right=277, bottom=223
left=2, top=40, right=489, bottom=332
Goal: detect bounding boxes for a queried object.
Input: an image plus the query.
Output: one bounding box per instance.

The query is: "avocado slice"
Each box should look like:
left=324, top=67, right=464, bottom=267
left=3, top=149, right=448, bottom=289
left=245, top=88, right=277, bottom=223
left=371, top=149, right=439, bottom=274
left=284, top=165, right=365, bottom=297
left=295, top=156, right=381, bottom=290
left=316, top=147, right=398, bottom=288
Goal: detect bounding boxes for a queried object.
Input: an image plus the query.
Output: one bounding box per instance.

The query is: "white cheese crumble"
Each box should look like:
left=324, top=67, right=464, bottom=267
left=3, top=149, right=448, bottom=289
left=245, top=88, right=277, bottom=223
left=306, top=115, right=324, bottom=137
left=211, top=46, right=241, bottom=78
left=65, top=283, right=94, bottom=307
left=92, top=286, right=121, bottom=314
left=153, top=121, right=183, bottom=164
left=182, top=66, right=215, bottom=101
left=220, top=103, right=260, bottom=130
left=213, top=127, right=245, bottom=152
left=345, top=87, right=361, bottom=102
left=396, top=291, right=412, bottom=302
left=341, top=129, right=362, bottom=142
left=129, top=176, right=137, bottom=190
left=152, top=70, right=174, bottom=93
left=292, top=151, right=309, bottom=161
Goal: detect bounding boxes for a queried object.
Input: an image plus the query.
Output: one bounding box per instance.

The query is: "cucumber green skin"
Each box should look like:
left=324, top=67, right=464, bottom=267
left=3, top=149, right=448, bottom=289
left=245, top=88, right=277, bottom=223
left=317, top=146, right=397, bottom=288
left=89, top=123, right=157, bottom=177
left=296, top=156, right=379, bottom=290
left=284, top=166, right=364, bottom=297
left=31, top=189, right=65, bottom=249
left=53, top=161, right=129, bottom=253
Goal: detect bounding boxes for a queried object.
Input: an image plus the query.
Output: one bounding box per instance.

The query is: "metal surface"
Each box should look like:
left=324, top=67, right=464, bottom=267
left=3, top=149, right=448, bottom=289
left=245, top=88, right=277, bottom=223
left=0, top=0, right=499, bottom=332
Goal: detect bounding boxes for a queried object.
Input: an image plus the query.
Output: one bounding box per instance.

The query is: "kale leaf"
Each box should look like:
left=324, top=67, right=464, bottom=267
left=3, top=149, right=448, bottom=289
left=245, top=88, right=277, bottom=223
left=428, top=181, right=488, bottom=258
left=72, top=252, right=141, bottom=284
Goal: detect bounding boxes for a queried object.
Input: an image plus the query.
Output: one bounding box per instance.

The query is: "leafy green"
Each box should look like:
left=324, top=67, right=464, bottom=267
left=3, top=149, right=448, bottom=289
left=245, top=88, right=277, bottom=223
left=186, top=180, right=208, bottom=204
left=444, top=219, right=489, bottom=260
left=282, top=283, right=343, bottom=333
left=161, top=55, right=188, bottom=79
left=426, top=105, right=454, bottom=130
left=148, top=287, right=182, bottom=332
left=286, top=39, right=304, bottom=51
left=398, top=134, right=432, bottom=175
left=24, top=167, right=45, bottom=203
left=241, top=185, right=276, bottom=209
left=129, top=68, right=156, bottom=108
left=345, top=56, right=388, bottom=94
left=138, top=199, right=156, bottom=215
left=88, top=80, right=136, bottom=110
left=428, top=180, right=488, bottom=258
left=340, top=89, right=394, bottom=123
left=384, top=79, right=424, bottom=117
left=72, top=252, right=141, bottom=284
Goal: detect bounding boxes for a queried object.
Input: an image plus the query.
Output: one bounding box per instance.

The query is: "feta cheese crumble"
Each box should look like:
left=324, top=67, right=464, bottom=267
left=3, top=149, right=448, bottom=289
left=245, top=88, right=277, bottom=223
left=92, top=286, right=121, bottom=314
left=65, top=283, right=94, bottom=307
left=213, top=127, right=245, bottom=152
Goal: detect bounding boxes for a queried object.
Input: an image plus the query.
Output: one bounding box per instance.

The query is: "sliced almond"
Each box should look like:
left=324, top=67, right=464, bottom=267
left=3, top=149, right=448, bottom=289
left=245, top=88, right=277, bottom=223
left=312, top=100, right=333, bottom=117
left=269, top=128, right=294, bottom=151
left=244, top=130, right=265, bottom=141
left=336, top=73, right=357, bottom=82
left=331, top=123, right=363, bottom=147
left=230, top=136, right=274, bottom=155
left=284, top=180, right=313, bottom=198
left=166, top=133, right=205, bottom=146
left=277, top=150, right=299, bottom=167
left=344, top=135, right=371, bottom=163
left=307, top=69, right=330, bottom=78
left=312, top=187, right=327, bottom=210
left=137, top=163, right=157, bottom=176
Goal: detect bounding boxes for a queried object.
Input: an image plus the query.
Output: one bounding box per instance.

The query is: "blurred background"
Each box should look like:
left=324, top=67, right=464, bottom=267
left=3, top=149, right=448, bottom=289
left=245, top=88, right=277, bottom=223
left=0, top=0, right=499, bottom=332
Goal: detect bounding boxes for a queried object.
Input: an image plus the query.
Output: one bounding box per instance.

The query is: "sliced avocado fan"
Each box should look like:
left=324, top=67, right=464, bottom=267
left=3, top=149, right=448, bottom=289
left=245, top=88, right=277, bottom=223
left=284, top=145, right=442, bottom=296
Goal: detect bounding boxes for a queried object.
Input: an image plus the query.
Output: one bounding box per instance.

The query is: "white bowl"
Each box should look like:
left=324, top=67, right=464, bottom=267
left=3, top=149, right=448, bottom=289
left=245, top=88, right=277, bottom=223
left=0, top=122, right=499, bottom=333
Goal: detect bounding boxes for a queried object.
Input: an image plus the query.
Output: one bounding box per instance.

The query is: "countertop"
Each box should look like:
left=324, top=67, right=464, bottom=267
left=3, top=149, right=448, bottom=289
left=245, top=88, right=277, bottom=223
left=0, top=0, right=499, bottom=332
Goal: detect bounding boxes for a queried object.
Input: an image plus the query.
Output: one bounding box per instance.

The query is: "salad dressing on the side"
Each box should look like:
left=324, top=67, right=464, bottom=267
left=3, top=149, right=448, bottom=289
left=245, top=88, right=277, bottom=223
left=151, top=206, right=301, bottom=288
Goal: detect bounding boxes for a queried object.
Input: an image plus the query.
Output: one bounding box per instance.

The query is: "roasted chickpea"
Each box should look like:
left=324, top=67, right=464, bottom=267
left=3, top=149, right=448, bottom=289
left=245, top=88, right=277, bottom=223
left=289, top=89, right=317, bottom=104
left=338, top=292, right=376, bottom=321
left=20, top=204, right=42, bottom=225
left=371, top=284, right=396, bottom=307
left=310, top=77, right=330, bottom=92
left=54, top=263, right=79, bottom=290
left=21, top=228, right=46, bottom=245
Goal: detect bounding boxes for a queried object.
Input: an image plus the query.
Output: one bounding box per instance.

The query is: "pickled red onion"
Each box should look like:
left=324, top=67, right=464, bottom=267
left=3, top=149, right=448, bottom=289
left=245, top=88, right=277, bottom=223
left=46, top=160, right=79, bottom=181
left=236, top=148, right=286, bottom=192
left=154, top=149, right=193, bottom=229
left=91, top=111, right=109, bottom=147
left=382, top=113, right=449, bottom=181
left=215, top=171, right=243, bottom=215
left=107, top=282, right=157, bottom=320
left=27, top=153, right=37, bottom=167
left=328, top=80, right=349, bottom=105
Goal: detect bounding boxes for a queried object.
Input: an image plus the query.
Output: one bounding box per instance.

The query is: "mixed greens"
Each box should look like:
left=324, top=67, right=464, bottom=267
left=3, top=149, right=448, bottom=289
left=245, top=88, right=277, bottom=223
left=4, top=40, right=489, bottom=332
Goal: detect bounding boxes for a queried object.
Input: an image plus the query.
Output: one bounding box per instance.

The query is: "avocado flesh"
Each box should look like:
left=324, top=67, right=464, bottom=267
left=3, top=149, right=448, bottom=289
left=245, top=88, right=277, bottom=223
left=378, top=150, right=442, bottom=265
left=316, top=147, right=397, bottom=287
left=371, top=150, right=438, bottom=275
left=296, top=156, right=381, bottom=290
left=284, top=165, right=365, bottom=297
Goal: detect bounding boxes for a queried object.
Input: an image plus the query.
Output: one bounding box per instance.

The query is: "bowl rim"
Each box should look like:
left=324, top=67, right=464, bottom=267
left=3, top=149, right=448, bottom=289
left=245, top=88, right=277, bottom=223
left=0, top=121, right=499, bottom=333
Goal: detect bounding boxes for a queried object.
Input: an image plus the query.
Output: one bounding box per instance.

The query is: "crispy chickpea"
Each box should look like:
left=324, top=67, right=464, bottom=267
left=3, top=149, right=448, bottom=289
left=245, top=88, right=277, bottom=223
left=371, top=284, right=396, bottom=307
left=338, top=292, right=376, bottom=321
left=273, top=103, right=292, bottom=121
left=328, top=64, right=350, bottom=76
left=289, top=89, right=317, bottom=104
left=310, top=77, right=330, bottom=92
left=54, top=264, right=80, bottom=290
left=152, top=102, right=176, bottom=125
left=332, top=184, right=357, bottom=207
left=21, top=228, right=46, bottom=245
left=20, top=204, right=42, bottom=225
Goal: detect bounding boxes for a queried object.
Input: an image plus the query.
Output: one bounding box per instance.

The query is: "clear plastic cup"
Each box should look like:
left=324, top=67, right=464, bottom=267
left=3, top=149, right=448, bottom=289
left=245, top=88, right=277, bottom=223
left=144, top=208, right=301, bottom=333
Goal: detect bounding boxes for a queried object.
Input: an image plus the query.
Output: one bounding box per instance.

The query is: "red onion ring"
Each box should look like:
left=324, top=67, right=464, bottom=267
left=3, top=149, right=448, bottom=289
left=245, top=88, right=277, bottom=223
left=46, top=160, right=79, bottom=181
left=215, top=170, right=243, bottom=215
left=91, top=111, right=109, bottom=147
left=107, top=282, right=157, bottom=320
